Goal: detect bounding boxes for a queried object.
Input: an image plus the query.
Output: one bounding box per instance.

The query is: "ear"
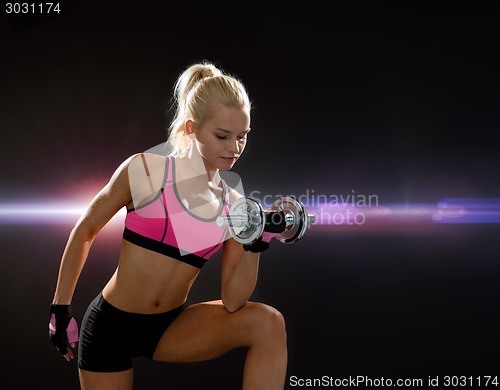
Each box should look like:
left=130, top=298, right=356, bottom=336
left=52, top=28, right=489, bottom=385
left=185, top=119, right=196, bottom=135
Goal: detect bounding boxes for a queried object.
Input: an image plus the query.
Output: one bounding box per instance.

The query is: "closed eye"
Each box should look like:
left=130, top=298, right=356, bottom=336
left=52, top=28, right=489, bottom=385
left=216, top=135, right=247, bottom=141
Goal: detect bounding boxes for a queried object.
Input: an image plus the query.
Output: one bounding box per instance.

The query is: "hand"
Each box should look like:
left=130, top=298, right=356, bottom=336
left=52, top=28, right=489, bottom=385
left=242, top=232, right=278, bottom=253
left=48, top=304, right=79, bottom=361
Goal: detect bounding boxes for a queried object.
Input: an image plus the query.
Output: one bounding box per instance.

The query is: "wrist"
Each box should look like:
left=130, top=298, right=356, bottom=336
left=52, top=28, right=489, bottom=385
left=52, top=293, right=72, bottom=305
left=50, top=303, right=72, bottom=316
left=243, top=238, right=270, bottom=253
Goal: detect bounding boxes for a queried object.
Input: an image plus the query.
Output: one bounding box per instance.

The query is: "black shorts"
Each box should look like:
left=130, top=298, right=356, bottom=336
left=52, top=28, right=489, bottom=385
left=78, top=292, right=185, bottom=372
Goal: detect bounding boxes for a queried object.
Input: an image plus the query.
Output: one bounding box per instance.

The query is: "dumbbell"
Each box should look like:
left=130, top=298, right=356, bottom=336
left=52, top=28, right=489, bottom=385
left=216, top=196, right=316, bottom=245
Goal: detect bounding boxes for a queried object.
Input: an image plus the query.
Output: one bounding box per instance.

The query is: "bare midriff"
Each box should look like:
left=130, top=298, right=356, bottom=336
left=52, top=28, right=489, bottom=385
left=102, top=239, right=201, bottom=314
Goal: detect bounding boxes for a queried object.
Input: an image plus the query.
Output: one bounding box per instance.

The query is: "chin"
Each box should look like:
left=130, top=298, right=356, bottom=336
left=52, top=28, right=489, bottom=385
left=213, top=158, right=236, bottom=171
left=217, top=164, right=233, bottom=171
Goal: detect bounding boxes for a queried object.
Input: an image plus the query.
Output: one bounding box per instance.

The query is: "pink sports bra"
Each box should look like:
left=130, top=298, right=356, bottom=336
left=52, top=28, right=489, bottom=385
left=123, top=156, right=230, bottom=268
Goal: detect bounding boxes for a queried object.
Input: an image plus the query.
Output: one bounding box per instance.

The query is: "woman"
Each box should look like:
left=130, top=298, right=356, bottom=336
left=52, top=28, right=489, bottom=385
left=49, top=62, right=287, bottom=389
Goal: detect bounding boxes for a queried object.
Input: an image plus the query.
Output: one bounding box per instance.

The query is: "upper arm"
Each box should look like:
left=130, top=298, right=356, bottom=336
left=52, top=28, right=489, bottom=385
left=220, top=187, right=246, bottom=291
left=74, top=155, right=136, bottom=238
left=221, top=236, right=245, bottom=294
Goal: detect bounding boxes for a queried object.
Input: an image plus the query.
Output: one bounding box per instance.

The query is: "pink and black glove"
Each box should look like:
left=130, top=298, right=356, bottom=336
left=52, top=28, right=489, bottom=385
left=48, top=304, right=79, bottom=356
left=243, top=232, right=278, bottom=253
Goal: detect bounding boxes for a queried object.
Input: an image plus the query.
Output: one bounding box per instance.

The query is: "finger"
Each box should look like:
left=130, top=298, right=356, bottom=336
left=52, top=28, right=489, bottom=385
left=64, top=348, right=74, bottom=361
left=68, top=349, right=75, bottom=360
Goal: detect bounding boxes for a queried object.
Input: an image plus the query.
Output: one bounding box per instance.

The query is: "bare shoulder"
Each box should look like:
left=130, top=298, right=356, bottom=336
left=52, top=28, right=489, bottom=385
left=127, top=153, right=168, bottom=208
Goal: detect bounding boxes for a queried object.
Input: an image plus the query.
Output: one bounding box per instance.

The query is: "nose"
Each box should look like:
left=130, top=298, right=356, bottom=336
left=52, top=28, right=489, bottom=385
left=227, top=138, right=241, bottom=154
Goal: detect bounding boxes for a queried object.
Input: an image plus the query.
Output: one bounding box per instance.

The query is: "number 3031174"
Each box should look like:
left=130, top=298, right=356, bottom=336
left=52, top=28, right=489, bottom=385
left=5, top=3, right=61, bottom=14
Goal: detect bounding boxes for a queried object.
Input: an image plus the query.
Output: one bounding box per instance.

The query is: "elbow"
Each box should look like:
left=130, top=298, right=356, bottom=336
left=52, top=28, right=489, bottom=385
left=223, top=303, right=242, bottom=314
left=222, top=296, right=246, bottom=313
left=72, top=220, right=98, bottom=242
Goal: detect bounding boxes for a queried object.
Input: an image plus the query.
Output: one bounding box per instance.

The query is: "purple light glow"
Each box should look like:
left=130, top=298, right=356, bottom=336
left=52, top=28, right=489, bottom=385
left=295, top=198, right=500, bottom=236
left=433, top=198, right=500, bottom=224
left=304, top=198, right=500, bottom=226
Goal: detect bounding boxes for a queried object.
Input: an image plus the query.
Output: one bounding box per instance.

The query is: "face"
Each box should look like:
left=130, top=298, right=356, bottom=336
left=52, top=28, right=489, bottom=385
left=190, top=104, right=251, bottom=171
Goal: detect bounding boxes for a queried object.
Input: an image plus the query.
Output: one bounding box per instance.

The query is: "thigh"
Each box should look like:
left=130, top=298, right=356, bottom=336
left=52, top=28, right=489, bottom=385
left=152, top=300, right=283, bottom=363
left=78, top=294, right=134, bottom=373
left=79, top=368, right=134, bottom=390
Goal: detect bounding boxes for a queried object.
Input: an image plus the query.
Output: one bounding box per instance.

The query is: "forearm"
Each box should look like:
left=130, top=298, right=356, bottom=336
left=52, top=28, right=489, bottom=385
left=222, top=251, right=260, bottom=312
left=52, top=225, right=95, bottom=305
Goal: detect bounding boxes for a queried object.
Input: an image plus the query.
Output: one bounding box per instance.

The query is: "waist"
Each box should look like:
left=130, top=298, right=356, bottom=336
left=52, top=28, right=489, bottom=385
left=102, top=240, right=201, bottom=313
left=93, top=292, right=186, bottom=319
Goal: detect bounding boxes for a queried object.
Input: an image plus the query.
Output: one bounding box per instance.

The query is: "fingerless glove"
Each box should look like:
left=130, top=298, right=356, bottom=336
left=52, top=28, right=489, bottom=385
left=48, top=304, right=79, bottom=355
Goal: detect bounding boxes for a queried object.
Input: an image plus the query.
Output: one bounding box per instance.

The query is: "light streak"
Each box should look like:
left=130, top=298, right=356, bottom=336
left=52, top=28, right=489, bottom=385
left=0, top=199, right=498, bottom=234
left=0, top=203, right=126, bottom=225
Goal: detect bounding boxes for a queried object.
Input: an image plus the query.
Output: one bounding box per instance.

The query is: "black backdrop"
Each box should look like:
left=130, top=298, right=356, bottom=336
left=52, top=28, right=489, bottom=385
left=1, top=1, right=499, bottom=389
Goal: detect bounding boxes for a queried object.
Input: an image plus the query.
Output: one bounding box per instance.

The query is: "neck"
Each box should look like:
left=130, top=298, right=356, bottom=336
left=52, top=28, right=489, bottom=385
left=175, top=141, right=221, bottom=188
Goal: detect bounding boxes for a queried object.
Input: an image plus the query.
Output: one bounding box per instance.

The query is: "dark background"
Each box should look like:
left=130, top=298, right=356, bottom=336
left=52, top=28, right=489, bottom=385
left=1, top=1, right=499, bottom=388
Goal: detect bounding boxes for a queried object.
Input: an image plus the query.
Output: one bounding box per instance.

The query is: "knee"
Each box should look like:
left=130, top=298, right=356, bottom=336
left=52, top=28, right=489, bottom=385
left=246, top=303, right=287, bottom=342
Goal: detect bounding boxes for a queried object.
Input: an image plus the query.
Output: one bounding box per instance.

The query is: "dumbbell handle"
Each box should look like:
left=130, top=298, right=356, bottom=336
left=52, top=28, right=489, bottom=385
left=216, top=211, right=304, bottom=233
left=216, top=212, right=287, bottom=231
left=216, top=215, right=249, bottom=228
left=269, top=211, right=316, bottom=231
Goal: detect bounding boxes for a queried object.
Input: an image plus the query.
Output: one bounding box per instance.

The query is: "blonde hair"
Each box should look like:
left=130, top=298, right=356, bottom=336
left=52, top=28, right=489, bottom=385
left=166, top=61, right=251, bottom=156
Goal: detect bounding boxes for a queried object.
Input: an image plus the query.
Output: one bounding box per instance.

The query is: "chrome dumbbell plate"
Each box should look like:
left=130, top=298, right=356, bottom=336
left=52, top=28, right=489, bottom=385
left=272, top=196, right=308, bottom=244
left=217, top=197, right=265, bottom=245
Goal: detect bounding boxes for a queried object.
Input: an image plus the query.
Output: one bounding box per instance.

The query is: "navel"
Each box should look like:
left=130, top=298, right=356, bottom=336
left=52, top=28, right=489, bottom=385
left=154, top=300, right=160, bottom=307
